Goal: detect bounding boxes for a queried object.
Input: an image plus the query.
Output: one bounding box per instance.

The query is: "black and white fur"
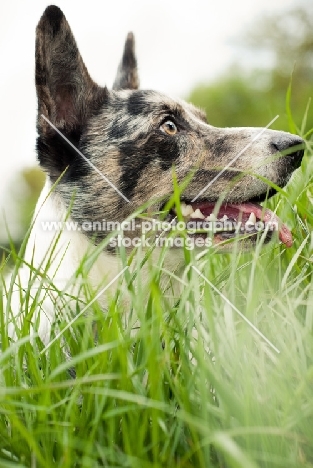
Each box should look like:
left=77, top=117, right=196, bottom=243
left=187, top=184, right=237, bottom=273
left=7, top=6, right=304, bottom=343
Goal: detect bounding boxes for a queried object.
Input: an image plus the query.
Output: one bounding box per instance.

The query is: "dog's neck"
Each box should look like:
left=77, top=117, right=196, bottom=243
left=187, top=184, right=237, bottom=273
left=24, top=180, right=122, bottom=291
left=25, top=179, right=185, bottom=294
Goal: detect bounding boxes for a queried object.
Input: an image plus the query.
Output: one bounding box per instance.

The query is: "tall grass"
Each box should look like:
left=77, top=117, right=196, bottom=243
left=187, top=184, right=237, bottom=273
left=0, top=121, right=312, bottom=467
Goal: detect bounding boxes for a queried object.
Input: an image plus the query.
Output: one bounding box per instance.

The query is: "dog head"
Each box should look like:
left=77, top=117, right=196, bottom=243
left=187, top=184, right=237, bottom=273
left=36, top=6, right=304, bottom=252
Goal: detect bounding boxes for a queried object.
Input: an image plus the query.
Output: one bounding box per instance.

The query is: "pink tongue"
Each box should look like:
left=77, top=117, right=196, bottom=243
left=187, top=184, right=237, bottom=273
left=229, top=203, right=293, bottom=248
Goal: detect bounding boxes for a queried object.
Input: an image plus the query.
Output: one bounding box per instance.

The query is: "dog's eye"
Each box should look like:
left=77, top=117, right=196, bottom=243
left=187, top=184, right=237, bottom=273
left=160, top=120, right=178, bottom=136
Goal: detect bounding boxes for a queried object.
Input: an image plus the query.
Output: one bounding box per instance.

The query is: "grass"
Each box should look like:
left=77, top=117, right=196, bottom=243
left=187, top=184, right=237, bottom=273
left=0, top=125, right=313, bottom=467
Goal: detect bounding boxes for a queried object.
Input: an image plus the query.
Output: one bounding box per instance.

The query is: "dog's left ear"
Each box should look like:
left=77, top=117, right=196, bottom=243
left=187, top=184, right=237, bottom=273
left=35, top=6, right=108, bottom=181
left=36, top=6, right=107, bottom=135
left=113, top=32, right=139, bottom=90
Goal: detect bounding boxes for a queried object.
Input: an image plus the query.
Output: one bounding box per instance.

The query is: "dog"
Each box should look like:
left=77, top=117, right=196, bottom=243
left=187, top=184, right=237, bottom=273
left=6, top=5, right=304, bottom=344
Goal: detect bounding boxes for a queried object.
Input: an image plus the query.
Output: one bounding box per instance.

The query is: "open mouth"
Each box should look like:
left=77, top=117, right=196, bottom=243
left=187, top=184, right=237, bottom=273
left=167, top=199, right=293, bottom=248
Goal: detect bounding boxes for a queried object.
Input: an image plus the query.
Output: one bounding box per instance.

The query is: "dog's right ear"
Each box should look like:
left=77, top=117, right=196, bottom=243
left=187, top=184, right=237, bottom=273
left=36, top=6, right=107, bottom=136
left=112, top=32, right=139, bottom=91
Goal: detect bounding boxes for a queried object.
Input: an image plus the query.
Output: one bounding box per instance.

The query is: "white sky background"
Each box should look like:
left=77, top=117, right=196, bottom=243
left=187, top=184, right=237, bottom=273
left=0, top=0, right=299, bottom=237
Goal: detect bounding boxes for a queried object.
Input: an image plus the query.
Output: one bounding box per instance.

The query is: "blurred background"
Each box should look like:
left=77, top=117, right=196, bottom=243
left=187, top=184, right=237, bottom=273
left=0, top=0, right=312, bottom=252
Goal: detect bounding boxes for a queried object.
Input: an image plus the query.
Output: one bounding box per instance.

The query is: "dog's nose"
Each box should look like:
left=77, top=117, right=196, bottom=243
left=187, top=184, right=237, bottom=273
left=271, top=134, right=304, bottom=170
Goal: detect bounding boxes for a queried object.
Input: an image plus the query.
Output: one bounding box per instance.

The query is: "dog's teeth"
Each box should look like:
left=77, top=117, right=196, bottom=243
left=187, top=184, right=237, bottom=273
left=181, top=203, right=194, bottom=217
left=206, top=213, right=217, bottom=221
left=221, top=215, right=228, bottom=221
left=190, top=208, right=205, bottom=219
left=247, top=212, right=256, bottom=224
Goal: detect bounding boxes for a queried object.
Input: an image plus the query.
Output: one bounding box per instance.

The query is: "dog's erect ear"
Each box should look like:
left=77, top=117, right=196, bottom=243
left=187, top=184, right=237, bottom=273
left=112, top=32, right=139, bottom=91
left=36, top=6, right=107, bottom=135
